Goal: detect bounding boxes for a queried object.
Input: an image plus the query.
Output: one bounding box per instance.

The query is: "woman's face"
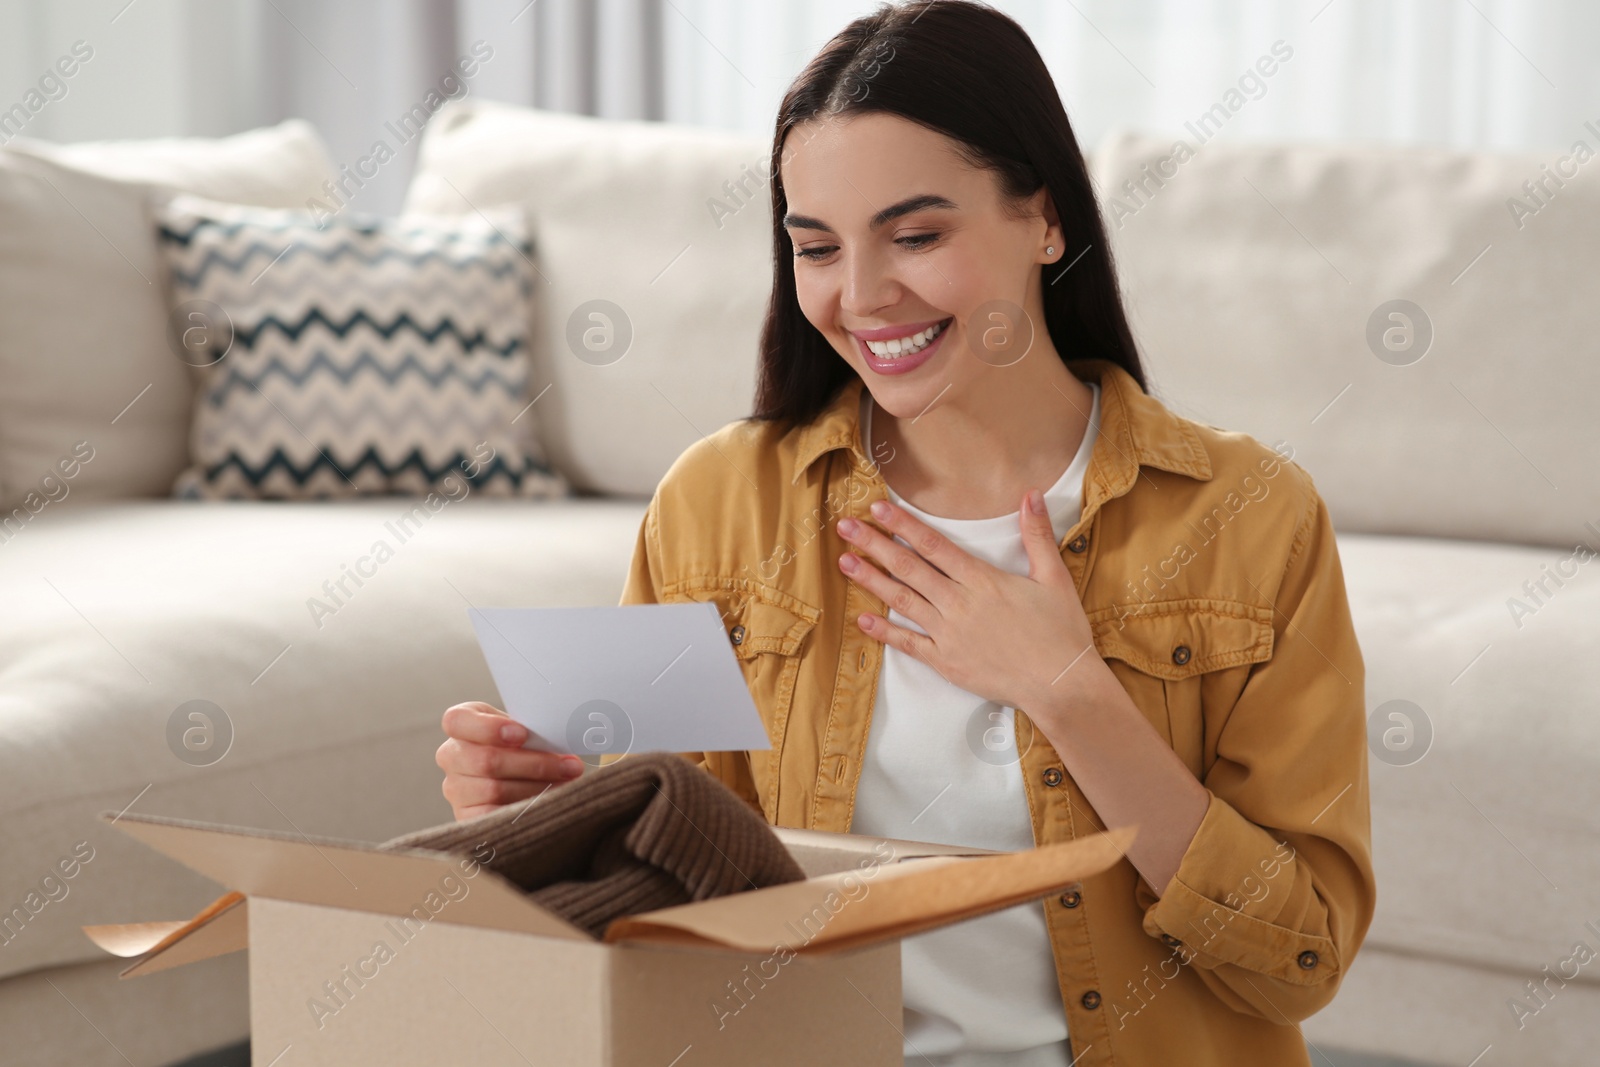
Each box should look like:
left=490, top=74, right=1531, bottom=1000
left=780, top=111, right=1059, bottom=419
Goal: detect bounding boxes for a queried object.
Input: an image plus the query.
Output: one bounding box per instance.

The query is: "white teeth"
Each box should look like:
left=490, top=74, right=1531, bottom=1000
left=866, top=319, right=947, bottom=358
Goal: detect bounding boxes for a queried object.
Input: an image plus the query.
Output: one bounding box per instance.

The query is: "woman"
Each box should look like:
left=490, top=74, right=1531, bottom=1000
left=436, top=2, right=1376, bottom=1064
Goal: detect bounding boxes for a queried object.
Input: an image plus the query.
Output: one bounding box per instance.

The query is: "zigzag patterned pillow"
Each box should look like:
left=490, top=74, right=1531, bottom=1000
left=156, top=193, right=569, bottom=501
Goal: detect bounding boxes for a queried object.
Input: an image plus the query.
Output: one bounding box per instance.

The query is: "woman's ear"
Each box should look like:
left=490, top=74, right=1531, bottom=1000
left=1033, top=186, right=1063, bottom=260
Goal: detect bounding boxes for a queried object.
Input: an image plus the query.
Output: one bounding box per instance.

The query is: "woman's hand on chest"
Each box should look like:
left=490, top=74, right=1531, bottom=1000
left=836, top=489, right=1114, bottom=717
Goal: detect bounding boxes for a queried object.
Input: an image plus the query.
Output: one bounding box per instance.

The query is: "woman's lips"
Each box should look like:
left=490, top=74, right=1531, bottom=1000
left=855, top=317, right=953, bottom=376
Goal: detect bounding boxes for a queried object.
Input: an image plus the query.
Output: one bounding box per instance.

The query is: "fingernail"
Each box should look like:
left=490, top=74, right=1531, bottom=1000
left=1030, top=489, right=1047, bottom=515
left=838, top=517, right=858, bottom=536
left=499, top=723, right=525, bottom=744
left=870, top=500, right=891, bottom=520
left=561, top=756, right=585, bottom=777
left=840, top=553, right=858, bottom=573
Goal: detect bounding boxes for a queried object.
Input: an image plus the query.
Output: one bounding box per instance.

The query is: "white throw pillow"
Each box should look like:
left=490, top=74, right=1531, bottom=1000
left=0, top=121, right=335, bottom=513
left=404, top=102, right=773, bottom=497
left=1092, top=129, right=1600, bottom=550
left=155, top=194, right=568, bottom=501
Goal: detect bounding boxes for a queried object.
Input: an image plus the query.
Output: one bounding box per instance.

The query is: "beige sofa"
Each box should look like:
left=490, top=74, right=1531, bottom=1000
left=1, top=103, right=1594, bottom=1065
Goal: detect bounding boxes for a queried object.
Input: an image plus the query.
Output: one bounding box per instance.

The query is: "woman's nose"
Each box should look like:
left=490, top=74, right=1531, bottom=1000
left=839, top=246, right=897, bottom=317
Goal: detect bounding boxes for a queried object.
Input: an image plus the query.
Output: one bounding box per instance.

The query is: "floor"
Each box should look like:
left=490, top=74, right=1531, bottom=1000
left=169, top=1041, right=1444, bottom=1066
left=171, top=1046, right=247, bottom=1067
left=1318, top=1053, right=1442, bottom=1067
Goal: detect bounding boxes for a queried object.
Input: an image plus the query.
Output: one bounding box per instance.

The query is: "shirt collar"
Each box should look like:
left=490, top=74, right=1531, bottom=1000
left=789, top=358, right=1214, bottom=496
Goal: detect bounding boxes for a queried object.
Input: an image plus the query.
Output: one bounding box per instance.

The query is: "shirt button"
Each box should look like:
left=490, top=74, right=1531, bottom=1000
left=1160, top=933, right=1182, bottom=948
left=1081, top=990, right=1101, bottom=1010
left=1042, top=767, right=1063, bottom=787
left=1171, top=644, right=1191, bottom=665
left=1066, top=534, right=1088, bottom=553
left=730, top=625, right=746, bottom=646
left=1298, top=950, right=1319, bottom=970
left=1059, top=889, right=1081, bottom=909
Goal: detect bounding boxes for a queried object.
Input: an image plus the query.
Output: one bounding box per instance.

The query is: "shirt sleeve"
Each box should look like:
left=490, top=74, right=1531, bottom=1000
left=1134, top=470, right=1378, bottom=1024
left=602, top=496, right=764, bottom=814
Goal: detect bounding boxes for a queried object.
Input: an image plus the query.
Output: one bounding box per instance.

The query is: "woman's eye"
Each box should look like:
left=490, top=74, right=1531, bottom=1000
left=794, top=233, right=941, bottom=261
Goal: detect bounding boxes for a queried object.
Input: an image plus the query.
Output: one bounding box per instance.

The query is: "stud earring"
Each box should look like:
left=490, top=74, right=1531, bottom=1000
left=1046, top=245, right=1056, bottom=257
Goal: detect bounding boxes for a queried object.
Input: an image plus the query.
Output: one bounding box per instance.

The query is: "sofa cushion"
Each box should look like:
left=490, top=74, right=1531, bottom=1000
left=154, top=194, right=568, bottom=500
left=1336, top=530, right=1600, bottom=973
left=0, top=497, right=646, bottom=983
left=404, top=101, right=772, bottom=497
left=9, top=121, right=334, bottom=203
left=0, top=122, right=336, bottom=512
left=1092, top=130, right=1600, bottom=550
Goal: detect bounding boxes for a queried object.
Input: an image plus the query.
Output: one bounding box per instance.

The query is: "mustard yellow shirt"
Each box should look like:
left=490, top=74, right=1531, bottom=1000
left=614, top=357, right=1376, bottom=1066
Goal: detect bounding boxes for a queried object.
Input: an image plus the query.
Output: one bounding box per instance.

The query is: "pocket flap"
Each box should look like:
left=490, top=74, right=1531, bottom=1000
left=662, top=577, right=821, bottom=660
left=732, top=596, right=817, bottom=658
left=1086, top=596, right=1273, bottom=680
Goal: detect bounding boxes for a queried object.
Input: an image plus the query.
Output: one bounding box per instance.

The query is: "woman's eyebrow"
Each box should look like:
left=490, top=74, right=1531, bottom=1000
left=782, top=193, right=958, bottom=233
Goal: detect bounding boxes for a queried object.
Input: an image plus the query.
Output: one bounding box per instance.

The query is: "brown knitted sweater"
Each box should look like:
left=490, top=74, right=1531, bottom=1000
left=381, top=753, right=806, bottom=938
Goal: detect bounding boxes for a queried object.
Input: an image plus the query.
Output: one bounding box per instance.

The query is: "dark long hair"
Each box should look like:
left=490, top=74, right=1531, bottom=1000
left=752, top=0, right=1145, bottom=427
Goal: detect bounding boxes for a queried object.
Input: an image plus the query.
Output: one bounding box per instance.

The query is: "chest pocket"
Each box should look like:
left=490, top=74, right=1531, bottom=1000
left=1084, top=597, right=1274, bottom=779
left=660, top=576, right=821, bottom=815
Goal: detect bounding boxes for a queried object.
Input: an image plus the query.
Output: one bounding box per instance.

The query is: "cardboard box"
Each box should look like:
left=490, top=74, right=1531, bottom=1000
left=85, top=811, right=1135, bottom=1066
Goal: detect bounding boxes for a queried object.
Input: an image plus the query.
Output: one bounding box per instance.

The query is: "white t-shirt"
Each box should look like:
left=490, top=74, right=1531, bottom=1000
left=850, top=381, right=1101, bottom=1067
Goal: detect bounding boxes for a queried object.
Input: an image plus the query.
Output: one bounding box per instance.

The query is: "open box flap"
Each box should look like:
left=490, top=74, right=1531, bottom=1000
left=83, top=891, right=249, bottom=978
left=768, top=825, right=1003, bottom=877
left=101, top=811, right=590, bottom=947
left=603, top=824, right=1137, bottom=954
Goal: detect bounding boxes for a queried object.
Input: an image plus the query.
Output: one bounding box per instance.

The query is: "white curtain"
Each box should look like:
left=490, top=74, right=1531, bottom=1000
left=2, top=0, right=1594, bottom=213
left=0, top=0, right=665, bottom=212
left=658, top=0, right=1599, bottom=154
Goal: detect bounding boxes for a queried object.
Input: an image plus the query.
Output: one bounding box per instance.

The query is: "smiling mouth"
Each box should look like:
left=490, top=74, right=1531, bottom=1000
left=859, top=317, right=953, bottom=360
